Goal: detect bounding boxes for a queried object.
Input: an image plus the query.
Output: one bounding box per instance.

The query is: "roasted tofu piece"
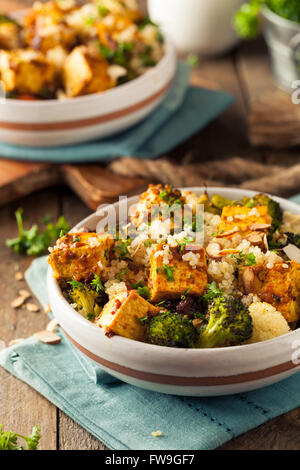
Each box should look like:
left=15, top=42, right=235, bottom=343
left=239, top=261, right=300, bottom=324
left=0, top=49, right=57, bottom=97
left=48, top=232, right=114, bottom=281
left=0, top=16, right=21, bottom=50
left=63, top=46, right=114, bottom=97
left=130, top=184, right=184, bottom=229
left=24, top=0, right=77, bottom=53
left=95, top=290, right=159, bottom=341
left=218, top=205, right=272, bottom=236
left=149, top=243, right=207, bottom=303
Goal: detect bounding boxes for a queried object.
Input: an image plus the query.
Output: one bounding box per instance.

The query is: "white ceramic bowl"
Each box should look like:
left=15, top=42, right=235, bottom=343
left=0, top=37, right=176, bottom=148
left=148, top=0, right=244, bottom=56
left=47, top=187, right=300, bottom=396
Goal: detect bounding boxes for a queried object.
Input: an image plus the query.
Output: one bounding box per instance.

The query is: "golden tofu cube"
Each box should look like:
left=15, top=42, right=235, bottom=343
left=24, top=1, right=77, bottom=53
left=239, top=261, right=300, bottom=324
left=63, top=46, right=114, bottom=98
left=219, top=205, right=271, bottom=235
left=0, top=49, right=57, bottom=97
left=130, top=184, right=184, bottom=228
left=95, top=290, right=159, bottom=341
left=48, top=232, right=113, bottom=281
left=149, top=244, right=207, bottom=303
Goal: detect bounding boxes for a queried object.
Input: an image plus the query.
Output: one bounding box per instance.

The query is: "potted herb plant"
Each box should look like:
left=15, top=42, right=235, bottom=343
left=234, top=0, right=300, bottom=90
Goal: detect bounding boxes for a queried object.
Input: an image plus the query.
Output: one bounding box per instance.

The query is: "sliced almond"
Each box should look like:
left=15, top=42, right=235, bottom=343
left=249, top=223, right=271, bottom=231
left=206, top=242, right=222, bottom=259
left=15, top=272, right=24, bottom=281
left=192, top=318, right=204, bottom=327
left=242, top=267, right=256, bottom=294
left=46, top=319, right=60, bottom=333
left=151, top=430, right=162, bottom=437
left=8, top=338, right=25, bottom=347
left=44, top=304, right=51, bottom=314
left=263, top=233, right=269, bottom=251
left=19, top=289, right=31, bottom=300
left=11, top=296, right=25, bottom=308
left=283, top=244, right=300, bottom=263
left=245, top=232, right=264, bottom=246
left=34, top=330, right=61, bottom=345
left=26, top=303, right=40, bottom=313
left=216, top=227, right=240, bottom=238
left=219, top=248, right=240, bottom=256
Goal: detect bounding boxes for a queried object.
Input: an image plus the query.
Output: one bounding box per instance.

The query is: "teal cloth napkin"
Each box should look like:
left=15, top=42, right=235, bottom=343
left=0, top=254, right=300, bottom=450
left=0, top=63, right=234, bottom=163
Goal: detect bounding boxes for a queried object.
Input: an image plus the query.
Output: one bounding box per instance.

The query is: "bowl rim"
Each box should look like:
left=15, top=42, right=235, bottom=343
left=261, top=5, right=300, bottom=31
left=1, top=33, right=174, bottom=108
left=48, top=186, right=300, bottom=357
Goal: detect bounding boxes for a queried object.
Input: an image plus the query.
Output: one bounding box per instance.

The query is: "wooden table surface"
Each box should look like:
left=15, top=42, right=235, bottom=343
left=0, top=0, right=299, bottom=451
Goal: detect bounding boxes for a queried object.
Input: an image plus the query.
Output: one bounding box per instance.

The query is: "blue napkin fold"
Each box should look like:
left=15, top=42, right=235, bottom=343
left=0, top=253, right=299, bottom=450
left=0, top=63, right=234, bottom=163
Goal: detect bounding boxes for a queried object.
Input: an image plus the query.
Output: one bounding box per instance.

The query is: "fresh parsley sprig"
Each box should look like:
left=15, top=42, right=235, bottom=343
left=0, top=425, right=40, bottom=450
left=6, top=209, right=70, bottom=256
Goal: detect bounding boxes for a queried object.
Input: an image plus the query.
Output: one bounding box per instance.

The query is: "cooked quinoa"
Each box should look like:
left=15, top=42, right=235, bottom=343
left=48, top=184, right=300, bottom=348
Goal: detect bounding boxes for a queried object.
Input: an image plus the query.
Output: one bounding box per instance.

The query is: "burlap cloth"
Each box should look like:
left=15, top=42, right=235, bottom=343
left=108, top=156, right=300, bottom=197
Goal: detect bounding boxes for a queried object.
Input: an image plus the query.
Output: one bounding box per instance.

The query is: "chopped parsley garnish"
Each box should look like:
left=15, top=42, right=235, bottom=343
left=133, top=282, right=151, bottom=300
left=203, top=282, right=225, bottom=302
left=90, top=274, right=105, bottom=293
left=181, top=288, right=191, bottom=300
left=230, top=251, right=256, bottom=267
left=116, top=268, right=127, bottom=281
left=139, top=315, right=149, bottom=325
left=98, top=4, right=109, bottom=16
left=144, top=240, right=152, bottom=247
left=99, top=41, right=133, bottom=66
left=6, top=209, right=70, bottom=256
left=104, top=249, right=109, bottom=261
left=74, top=236, right=81, bottom=243
left=163, top=264, right=175, bottom=282
left=68, top=280, right=84, bottom=290
left=114, top=239, right=131, bottom=259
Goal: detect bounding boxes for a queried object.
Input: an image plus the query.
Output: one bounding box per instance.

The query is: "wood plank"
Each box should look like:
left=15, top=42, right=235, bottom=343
left=0, top=188, right=60, bottom=450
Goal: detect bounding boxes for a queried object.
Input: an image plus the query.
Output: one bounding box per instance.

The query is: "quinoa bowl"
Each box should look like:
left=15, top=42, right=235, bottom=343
left=47, top=187, right=300, bottom=396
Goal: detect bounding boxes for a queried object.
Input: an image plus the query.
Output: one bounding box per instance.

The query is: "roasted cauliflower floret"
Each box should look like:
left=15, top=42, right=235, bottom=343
left=0, top=15, right=22, bottom=50
left=0, top=49, right=57, bottom=97
left=247, top=302, right=290, bottom=343
left=48, top=232, right=114, bottom=281
left=149, top=243, right=207, bottom=303
left=62, top=45, right=114, bottom=97
left=219, top=205, right=272, bottom=236
left=95, top=289, right=159, bottom=341
left=239, top=261, right=300, bottom=324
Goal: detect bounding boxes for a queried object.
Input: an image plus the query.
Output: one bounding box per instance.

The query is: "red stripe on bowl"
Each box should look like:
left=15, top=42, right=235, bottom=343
left=0, top=80, right=172, bottom=131
left=64, top=330, right=298, bottom=387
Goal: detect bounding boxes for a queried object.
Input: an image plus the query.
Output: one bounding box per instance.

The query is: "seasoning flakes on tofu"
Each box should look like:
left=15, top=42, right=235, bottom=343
left=52, top=184, right=300, bottom=348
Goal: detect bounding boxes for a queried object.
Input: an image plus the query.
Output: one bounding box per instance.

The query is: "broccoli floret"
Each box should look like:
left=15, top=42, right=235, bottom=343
left=285, top=232, right=300, bottom=248
left=197, top=296, right=253, bottom=348
left=69, top=281, right=103, bottom=321
left=211, top=194, right=239, bottom=213
left=242, top=193, right=283, bottom=232
left=233, top=1, right=261, bottom=39
left=147, top=312, right=198, bottom=348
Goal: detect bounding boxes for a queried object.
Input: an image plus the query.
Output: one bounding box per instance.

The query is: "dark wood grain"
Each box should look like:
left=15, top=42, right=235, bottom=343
left=0, top=0, right=299, bottom=452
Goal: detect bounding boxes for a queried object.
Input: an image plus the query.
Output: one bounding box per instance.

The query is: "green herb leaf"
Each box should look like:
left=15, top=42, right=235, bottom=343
left=0, top=425, right=40, bottom=450
left=90, top=274, right=105, bottom=293
left=203, top=282, right=225, bottom=302
left=133, top=282, right=151, bottom=300
left=6, top=209, right=70, bottom=256
left=163, top=264, right=175, bottom=282
left=68, top=280, right=84, bottom=290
